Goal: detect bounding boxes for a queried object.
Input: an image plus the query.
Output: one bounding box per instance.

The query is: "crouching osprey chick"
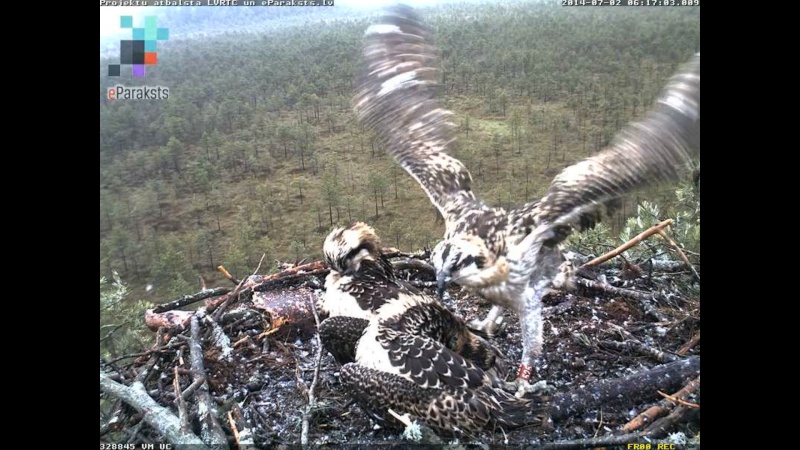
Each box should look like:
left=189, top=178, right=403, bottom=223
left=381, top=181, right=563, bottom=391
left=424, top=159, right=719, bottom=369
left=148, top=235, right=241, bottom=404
left=317, top=222, right=546, bottom=434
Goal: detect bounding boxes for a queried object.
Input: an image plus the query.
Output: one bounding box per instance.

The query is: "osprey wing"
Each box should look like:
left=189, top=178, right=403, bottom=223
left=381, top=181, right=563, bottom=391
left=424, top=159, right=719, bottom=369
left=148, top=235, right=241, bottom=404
left=534, top=53, right=700, bottom=239
left=354, top=5, right=479, bottom=224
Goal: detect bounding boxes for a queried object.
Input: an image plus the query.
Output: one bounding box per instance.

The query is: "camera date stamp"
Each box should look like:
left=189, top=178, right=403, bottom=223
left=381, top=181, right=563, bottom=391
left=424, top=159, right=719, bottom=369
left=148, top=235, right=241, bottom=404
left=100, top=444, right=173, bottom=450
left=561, top=0, right=699, bottom=6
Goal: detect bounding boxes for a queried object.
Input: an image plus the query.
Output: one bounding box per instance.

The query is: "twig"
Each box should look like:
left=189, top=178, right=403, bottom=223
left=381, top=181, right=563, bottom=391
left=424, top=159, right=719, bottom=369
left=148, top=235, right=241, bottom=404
left=642, top=404, right=697, bottom=437
left=227, top=412, right=240, bottom=448
left=153, top=288, right=231, bottom=314
left=300, top=299, right=324, bottom=447
left=572, top=278, right=675, bottom=304
left=180, top=379, right=205, bottom=400
left=100, top=321, right=134, bottom=344
left=218, top=265, right=241, bottom=285
left=599, top=340, right=679, bottom=364
left=592, top=408, right=604, bottom=438
left=100, top=370, right=210, bottom=448
left=656, top=229, right=700, bottom=282
left=125, top=420, right=145, bottom=445
left=623, top=376, right=700, bottom=432
left=253, top=253, right=266, bottom=276
left=189, top=316, right=230, bottom=449
left=581, top=219, right=673, bottom=268
left=677, top=331, right=700, bottom=356
left=253, top=261, right=327, bottom=285
left=657, top=390, right=700, bottom=408
left=229, top=403, right=255, bottom=448
left=173, top=366, right=191, bottom=433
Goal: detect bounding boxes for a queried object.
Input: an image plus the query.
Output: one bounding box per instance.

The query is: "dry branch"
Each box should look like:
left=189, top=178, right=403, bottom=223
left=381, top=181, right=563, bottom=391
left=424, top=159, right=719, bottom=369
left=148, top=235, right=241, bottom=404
left=549, top=356, right=699, bottom=421
left=229, top=403, right=255, bottom=448
left=244, top=260, right=327, bottom=289
left=623, top=376, right=700, bottom=432
left=677, top=331, right=700, bottom=356
left=153, top=288, right=232, bottom=314
left=217, top=265, right=241, bottom=285
left=572, top=277, right=675, bottom=304
left=581, top=219, right=673, bottom=268
left=146, top=309, right=195, bottom=332
left=300, top=299, right=324, bottom=446
left=173, top=366, right=191, bottom=434
left=599, top=340, right=679, bottom=364
left=100, top=370, right=210, bottom=448
left=642, top=404, right=697, bottom=437
left=656, top=229, right=700, bottom=282
left=189, top=316, right=230, bottom=450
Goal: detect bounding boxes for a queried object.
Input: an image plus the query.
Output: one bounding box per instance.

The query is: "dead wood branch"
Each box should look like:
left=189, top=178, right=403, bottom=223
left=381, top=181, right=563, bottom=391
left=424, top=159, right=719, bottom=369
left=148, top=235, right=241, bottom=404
left=572, top=278, right=676, bottom=304
left=656, top=229, right=700, bottom=282
left=153, top=288, right=232, bottom=313
left=146, top=309, right=195, bottom=332
left=189, top=316, right=230, bottom=449
left=623, top=376, right=700, bottom=432
left=217, top=265, right=240, bottom=285
left=300, top=299, right=324, bottom=446
left=549, top=356, right=699, bottom=422
left=599, top=340, right=679, bottom=364
left=229, top=403, right=255, bottom=448
left=100, top=370, right=210, bottom=448
left=245, top=260, right=327, bottom=289
left=173, top=366, right=191, bottom=433
left=677, top=331, right=700, bottom=356
left=642, top=404, right=697, bottom=437
left=581, top=219, right=673, bottom=268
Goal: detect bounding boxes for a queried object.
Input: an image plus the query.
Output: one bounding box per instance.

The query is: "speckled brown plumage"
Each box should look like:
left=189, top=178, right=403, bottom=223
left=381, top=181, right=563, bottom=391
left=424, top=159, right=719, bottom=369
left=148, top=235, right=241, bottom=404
left=353, top=5, right=700, bottom=385
left=317, top=222, right=545, bottom=434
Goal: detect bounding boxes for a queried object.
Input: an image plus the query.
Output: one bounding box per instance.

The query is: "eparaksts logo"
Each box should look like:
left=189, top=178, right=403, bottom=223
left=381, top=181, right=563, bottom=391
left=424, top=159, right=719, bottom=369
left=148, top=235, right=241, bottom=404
left=107, top=85, right=170, bottom=101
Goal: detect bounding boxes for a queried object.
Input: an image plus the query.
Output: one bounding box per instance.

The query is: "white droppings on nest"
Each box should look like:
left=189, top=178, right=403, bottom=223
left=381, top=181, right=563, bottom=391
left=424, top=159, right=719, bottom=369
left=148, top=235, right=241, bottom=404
left=667, top=432, right=688, bottom=444
left=210, top=320, right=233, bottom=360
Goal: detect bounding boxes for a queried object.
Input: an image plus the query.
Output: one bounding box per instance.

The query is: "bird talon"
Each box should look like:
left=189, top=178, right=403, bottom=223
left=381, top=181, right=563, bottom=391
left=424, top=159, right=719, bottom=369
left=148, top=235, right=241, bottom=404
left=468, top=315, right=505, bottom=337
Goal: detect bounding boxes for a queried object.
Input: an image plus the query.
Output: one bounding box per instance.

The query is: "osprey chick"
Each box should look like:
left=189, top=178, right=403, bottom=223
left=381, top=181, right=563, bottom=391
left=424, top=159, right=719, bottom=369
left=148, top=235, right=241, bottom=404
left=353, top=5, right=700, bottom=389
left=318, top=222, right=546, bottom=433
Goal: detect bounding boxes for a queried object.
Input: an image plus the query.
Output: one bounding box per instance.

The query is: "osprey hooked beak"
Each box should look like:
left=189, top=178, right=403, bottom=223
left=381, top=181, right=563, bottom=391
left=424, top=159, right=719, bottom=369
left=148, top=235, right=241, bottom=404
left=436, top=270, right=451, bottom=299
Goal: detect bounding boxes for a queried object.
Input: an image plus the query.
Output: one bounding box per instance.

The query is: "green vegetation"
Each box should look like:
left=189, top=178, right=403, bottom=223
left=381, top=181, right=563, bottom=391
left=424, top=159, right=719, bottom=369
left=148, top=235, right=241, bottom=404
left=100, top=1, right=700, bottom=303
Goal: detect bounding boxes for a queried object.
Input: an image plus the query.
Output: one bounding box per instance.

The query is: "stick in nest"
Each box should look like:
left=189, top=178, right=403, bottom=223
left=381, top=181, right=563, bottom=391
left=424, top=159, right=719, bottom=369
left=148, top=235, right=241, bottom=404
left=622, top=375, right=700, bottom=432
left=581, top=219, right=673, bottom=268
left=300, top=299, right=324, bottom=446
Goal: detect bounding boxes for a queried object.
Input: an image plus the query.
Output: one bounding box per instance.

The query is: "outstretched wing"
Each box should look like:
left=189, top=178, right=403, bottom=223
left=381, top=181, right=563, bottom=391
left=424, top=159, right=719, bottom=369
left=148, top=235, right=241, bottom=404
left=534, top=53, right=701, bottom=238
left=353, top=5, right=479, bottom=224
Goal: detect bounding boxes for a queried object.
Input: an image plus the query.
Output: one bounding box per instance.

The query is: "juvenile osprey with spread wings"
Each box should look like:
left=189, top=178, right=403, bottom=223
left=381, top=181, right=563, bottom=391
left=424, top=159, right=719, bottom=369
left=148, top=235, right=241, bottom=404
left=317, top=222, right=546, bottom=433
left=353, top=5, right=700, bottom=390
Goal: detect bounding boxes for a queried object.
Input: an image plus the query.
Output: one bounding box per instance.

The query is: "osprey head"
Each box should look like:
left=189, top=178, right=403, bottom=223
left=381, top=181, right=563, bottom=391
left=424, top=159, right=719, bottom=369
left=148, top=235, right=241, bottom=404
left=323, top=222, right=382, bottom=275
left=431, top=235, right=509, bottom=299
